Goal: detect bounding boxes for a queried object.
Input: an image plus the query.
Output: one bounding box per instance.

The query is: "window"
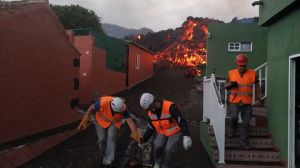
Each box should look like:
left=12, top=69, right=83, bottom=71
left=73, top=58, right=80, bottom=67
left=135, top=54, right=140, bottom=69
left=241, top=42, right=252, bottom=52
left=70, top=98, right=79, bottom=108
left=228, top=42, right=240, bottom=51
left=228, top=42, right=252, bottom=52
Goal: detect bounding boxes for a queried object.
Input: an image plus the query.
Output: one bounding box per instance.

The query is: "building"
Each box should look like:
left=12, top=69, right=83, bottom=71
left=255, top=0, right=300, bottom=167
left=206, top=23, right=267, bottom=77
left=126, top=41, right=154, bottom=88
left=200, top=1, right=300, bottom=167
left=68, top=29, right=154, bottom=105
left=67, top=30, right=127, bottom=105
left=0, top=1, right=81, bottom=168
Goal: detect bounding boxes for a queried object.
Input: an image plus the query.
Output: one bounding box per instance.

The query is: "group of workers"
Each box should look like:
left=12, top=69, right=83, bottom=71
left=77, top=53, right=261, bottom=167
left=78, top=92, right=192, bottom=168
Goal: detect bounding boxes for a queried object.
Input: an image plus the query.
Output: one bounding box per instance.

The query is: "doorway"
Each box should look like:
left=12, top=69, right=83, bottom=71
left=289, top=54, right=300, bottom=168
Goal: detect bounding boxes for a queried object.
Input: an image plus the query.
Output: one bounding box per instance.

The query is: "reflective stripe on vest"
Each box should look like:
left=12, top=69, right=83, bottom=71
left=161, top=113, right=171, bottom=119
left=96, top=96, right=123, bottom=129
left=238, top=84, right=253, bottom=87
left=166, top=125, right=181, bottom=133
left=99, top=112, right=122, bottom=123
left=148, top=114, right=158, bottom=120
left=230, top=92, right=253, bottom=96
left=148, top=100, right=181, bottom=136
left=228, top=69, right=256, bottom=104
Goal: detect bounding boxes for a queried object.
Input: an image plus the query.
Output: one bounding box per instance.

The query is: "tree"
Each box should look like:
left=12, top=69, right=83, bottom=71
left=50, top=4, right=104, bottom=33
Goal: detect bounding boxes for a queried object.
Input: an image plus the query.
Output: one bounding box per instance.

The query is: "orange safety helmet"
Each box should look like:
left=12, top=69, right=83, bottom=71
left=235, top=54, right=248, bottom=66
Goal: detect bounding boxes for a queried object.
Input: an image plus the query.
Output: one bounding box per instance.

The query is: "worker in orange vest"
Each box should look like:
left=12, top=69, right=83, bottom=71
left=139, top=93, right=192, bottom=168
left=225, top=54, right=261, bottom=149
left=78, top=96, right=140, bottom=166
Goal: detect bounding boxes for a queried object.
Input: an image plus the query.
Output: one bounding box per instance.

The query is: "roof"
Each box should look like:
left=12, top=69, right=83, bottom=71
left=71, top=28, right=154, bottom=55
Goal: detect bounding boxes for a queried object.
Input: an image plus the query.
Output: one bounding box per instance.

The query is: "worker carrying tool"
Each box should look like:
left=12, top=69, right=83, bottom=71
left=225, top=54, right=261, bottom=149
left=78, top=96, right=140, bottom=166
left=139, top=93, right=192, bottom=168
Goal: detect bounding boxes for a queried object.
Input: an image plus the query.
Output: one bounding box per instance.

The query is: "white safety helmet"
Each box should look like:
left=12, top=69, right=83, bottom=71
left=140, top=93, right=155, bottom=110
left=111, top=97, right=126, bottom=112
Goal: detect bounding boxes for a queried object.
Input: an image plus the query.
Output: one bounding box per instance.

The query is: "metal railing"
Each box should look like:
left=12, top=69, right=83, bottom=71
left=253, top=62, right=268, bottom=104
left=203, top=62, right=267, bottom=164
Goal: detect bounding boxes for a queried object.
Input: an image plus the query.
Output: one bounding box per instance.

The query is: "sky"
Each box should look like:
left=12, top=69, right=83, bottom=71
left=49, top=0, right=259, bottom=32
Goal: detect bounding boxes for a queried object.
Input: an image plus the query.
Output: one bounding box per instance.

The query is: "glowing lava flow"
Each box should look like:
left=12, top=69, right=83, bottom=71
left=154, top=19, right=208, bottom=69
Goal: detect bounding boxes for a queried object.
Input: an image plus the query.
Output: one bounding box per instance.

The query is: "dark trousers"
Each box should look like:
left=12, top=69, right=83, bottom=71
left=229, top=103, right=253, bottom=143
left=154, top=131, right=182, bottom=168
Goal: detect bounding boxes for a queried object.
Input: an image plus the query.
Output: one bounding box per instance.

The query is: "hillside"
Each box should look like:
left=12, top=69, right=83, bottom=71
left=127, top=16, right=223, bottom=68
left=102, top=23, right=153, bottom=39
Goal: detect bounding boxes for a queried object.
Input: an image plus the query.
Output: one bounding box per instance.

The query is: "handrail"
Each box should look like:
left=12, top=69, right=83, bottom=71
left=254, top=62, right=267, bottom=71
left=203, top=74, right=226, bottom=164
left=253, top=62, right=268, bottom=104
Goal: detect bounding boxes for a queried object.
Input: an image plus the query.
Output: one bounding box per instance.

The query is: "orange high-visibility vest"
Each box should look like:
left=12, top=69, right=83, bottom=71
left=148, top=101, right=181, bottom=136
left=228, top=69, right=256, bottom=104
left=96, top=96, right=123, bottom=129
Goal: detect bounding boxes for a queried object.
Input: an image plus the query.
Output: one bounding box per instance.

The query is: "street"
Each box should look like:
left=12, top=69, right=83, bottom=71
left=21, top=70, right=213, bottom=168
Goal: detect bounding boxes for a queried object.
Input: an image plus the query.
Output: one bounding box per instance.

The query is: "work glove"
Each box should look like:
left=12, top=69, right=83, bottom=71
left=231, top=81, right=238, bottom=87
left=183, top=136, right=192, bottom=150
left=77, top=113, right=90, bottom=130
left=225, top=81, right=238, bottom=90
left=130, top=131, right=141, bottom=144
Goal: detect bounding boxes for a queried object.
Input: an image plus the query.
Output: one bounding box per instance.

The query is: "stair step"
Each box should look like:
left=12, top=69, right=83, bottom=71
left=213, top=149, right=280, bottom=162
left=208, top=125, right=268, bottom=137
left=218, top=161, right=285, bottom=168
left=211, top=137, right=273, bottom=148
left=250, top=116, right=267, bottom=127
left=253, top=106, right=267, bottom=117
left=224, top=115, right=267, bottom=128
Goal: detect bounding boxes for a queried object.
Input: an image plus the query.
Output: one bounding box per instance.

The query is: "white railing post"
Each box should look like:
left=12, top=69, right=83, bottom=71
left=203, top=76, right=209, bottom=122
left=254, top=62, right=268, bottom=104
left=203, top=74, right=226, bottom=164
left=211, top=73, right=216, bottom=83
left=259, top=69, right=262, bottom=89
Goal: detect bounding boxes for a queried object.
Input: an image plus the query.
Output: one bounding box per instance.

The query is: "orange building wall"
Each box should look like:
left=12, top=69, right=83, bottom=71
left=128, top=44, right=153, bottom=87
left=91, top=47, right=126, bottom=97
left=0, top=4, right=80, bottom=144
left=72, top=35, right=126, bottom=105
left=73, top=36, right=94, bottom=104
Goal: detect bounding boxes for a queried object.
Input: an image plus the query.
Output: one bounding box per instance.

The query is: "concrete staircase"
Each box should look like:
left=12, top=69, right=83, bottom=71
left=208, top=106, right=286, bottom=168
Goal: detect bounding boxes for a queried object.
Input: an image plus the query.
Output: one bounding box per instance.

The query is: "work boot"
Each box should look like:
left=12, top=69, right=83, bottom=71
left=102, top=159, right=112, bottom=166
left=240, top=141, right=251, bottom=150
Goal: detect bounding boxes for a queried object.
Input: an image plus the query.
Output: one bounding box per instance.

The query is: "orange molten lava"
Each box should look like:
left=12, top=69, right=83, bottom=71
left=154, top=19, right=208, bottom=69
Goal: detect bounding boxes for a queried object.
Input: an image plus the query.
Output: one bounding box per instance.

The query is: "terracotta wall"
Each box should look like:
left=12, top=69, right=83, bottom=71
left=73, top=35, right=94, bottom=104
left=71, top=34, right=126, bottom=105
left=128, top=44, right=153, bottom=87
left=0, top=4, right=80, bottom=144
left=91, top=47, right=126, bottom=98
